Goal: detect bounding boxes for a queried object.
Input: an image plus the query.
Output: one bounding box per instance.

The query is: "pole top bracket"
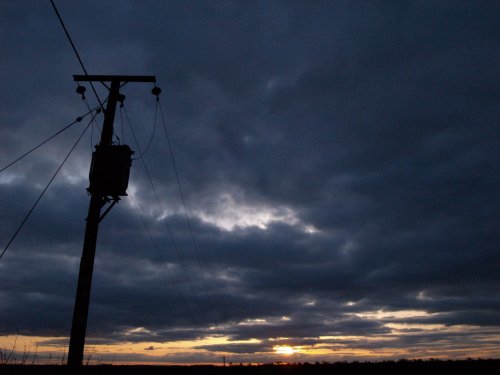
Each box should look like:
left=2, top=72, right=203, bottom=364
left=73, top=75, right=156, bottom=83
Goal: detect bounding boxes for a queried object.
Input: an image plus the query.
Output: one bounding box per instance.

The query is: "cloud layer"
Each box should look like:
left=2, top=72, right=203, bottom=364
left=0, top=0, right=498, bottom=363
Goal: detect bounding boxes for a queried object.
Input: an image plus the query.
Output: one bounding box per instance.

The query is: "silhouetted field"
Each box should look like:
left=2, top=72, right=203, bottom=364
left=0, top=359, right=499, bottom=375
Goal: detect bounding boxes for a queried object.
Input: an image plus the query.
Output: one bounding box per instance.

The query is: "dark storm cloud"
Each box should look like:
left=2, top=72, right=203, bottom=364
left=0, top=0, right=498, bottom=362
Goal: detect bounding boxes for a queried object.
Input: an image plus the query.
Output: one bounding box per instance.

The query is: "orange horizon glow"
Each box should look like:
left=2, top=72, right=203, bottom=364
left=274, top=345, right=296, bottom=355
left=1, top=323, right=499, bottom=366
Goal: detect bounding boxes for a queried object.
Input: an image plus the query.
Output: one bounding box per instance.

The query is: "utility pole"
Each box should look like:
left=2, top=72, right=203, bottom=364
left=67, top=75, right=156, bottom=369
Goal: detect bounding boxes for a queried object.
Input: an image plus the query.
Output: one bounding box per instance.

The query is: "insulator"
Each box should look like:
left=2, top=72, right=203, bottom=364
left=151, top=86, right=161, bottom=96
left=76, top=85, right=86, bottom=95
left=117, top=93, right=126, bottom=103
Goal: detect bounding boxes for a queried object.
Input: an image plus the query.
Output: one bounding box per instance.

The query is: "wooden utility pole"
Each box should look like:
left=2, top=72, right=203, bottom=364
left=68, top=75, right=156, bottom=369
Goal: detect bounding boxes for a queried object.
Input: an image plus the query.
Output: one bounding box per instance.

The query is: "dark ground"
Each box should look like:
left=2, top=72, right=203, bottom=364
left=0, top=360, right=499, bottom=375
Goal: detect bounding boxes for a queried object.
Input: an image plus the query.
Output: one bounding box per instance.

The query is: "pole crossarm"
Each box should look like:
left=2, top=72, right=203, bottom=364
left=73, top=75, right=156, bottom=83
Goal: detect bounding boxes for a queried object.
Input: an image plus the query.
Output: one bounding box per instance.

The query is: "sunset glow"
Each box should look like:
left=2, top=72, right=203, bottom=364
left=0, top=0, right=497, bottom=368
left=274, top=346, right=296, bottom=355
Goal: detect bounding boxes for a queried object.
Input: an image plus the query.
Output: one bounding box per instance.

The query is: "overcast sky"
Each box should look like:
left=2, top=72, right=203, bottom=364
left=0, top=0, right=499, bottom=365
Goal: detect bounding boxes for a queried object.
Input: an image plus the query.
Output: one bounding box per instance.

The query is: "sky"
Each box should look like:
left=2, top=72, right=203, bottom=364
left=0, top=0, right=499, bottom=365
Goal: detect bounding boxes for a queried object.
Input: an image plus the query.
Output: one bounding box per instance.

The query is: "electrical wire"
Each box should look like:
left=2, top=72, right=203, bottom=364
left=132, top=100, right=157, bottom=160
left=83, top=98, right=102, bottom=133
left=0, top=113, right=97, bottom=261
left=157, top=98, right=218, bottom=325
left=49, top=0, right=104, bottom=109
left=0, top=105, right=99, bottom=174
left=122, top=105, right=207, bottom=323
left=82, top=97, right=102, bottom=150
left=127, top=191, right=202, bottom=326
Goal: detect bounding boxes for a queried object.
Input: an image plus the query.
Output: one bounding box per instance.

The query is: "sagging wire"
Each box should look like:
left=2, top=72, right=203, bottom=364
left=155, top=91, right=219, bottom=327
left=74, top=82, right=104, bottom=151
left=49, top=0, right=104, bottom=109
left=122, top=103, right=208, bottom=324
left=128, top=101, right=158, bottom=161
left=127, top=191, right=203, bottom=326
left=0, top=111, right=98, bottom=260
left=0, top=105, right=100, bottom=174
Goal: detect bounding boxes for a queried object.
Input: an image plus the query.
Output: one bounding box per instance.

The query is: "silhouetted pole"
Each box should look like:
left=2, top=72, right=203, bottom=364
left=67, top=75, right=155, bottom=369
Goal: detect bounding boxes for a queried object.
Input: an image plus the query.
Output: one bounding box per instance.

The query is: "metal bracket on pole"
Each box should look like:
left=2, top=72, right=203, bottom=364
left=99, top=198, right=119, bottom=223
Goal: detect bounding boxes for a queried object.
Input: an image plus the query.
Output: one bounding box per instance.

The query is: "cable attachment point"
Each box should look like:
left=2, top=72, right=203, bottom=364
left=76, top=85, right=86, bottom=100
left=152, top=86, right=161, bottom=100
left=117, top=93, right=126, bottom=108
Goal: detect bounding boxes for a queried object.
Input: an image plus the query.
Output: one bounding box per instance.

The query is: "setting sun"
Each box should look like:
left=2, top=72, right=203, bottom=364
left=274, top=345, right=295, bottom=355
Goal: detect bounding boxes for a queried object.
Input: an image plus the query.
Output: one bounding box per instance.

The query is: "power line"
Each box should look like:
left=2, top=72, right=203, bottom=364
left=127, top=191, right=202, bottom=326
left=121, top=105, right=207, bottom=323
left=0, top=106, right=99, bottom=174
left=49, top=0, right=104, bottom=109
left=132, top=100, right=157, bottom=160
left=0, top=113, right=97, bottom=261
left=157, top=98, right=218, bottom=325
left=82, top=97, right=102, bottom=150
